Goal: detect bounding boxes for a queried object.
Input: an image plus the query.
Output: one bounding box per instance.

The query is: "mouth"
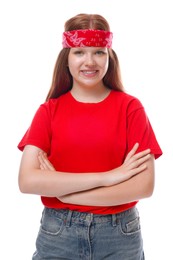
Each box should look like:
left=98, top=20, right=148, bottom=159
left=80, top=70, right=98, bottom=77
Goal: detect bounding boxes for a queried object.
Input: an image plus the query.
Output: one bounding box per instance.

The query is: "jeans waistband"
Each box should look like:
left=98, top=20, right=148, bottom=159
left=43, top=207, right=137, bottom=227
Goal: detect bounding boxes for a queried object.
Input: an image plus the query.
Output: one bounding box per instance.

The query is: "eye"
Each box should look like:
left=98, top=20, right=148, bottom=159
left=73, top=50, right=84, bottom=56
left=95, top=50, right=106, bottom=55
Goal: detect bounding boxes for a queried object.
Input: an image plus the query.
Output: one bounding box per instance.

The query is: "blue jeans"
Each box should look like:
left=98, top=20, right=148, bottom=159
left=32, top=207, right=145, bottom=260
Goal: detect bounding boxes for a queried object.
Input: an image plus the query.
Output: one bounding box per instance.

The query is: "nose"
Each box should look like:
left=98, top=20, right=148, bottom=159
left=85, top=53, right=96, bottom=67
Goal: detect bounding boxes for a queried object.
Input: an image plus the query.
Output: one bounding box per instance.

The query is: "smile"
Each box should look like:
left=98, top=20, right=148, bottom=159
left=81, top=70, right=98, bottom=76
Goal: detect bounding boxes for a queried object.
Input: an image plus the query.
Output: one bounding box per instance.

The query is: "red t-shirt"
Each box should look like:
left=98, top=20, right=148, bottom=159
left=18, top=90, right=162, bottom=214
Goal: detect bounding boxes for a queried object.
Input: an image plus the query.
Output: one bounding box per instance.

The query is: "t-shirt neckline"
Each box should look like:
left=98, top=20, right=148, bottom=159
left=68, top=90, right=113, bottom=105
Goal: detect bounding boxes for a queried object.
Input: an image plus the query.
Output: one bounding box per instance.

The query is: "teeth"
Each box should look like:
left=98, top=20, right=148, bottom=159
left=83, top=71, right=96, bottom=74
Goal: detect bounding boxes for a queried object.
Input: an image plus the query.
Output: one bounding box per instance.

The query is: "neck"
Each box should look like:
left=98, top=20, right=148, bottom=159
left=70, top=84, right=111, bottom=103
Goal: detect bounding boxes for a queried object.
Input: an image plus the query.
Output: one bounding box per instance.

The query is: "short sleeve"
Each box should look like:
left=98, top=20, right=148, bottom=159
left=127, top=98, right=162, bottom=159
left=17, top=102, right=52, bottom=154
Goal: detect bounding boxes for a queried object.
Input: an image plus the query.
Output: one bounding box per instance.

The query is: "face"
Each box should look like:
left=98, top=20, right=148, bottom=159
left=68, top=47, right=109, bottom=89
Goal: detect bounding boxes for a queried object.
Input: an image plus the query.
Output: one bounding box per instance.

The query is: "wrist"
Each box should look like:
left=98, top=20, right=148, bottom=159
left=99, top=170, right=112, bottom=187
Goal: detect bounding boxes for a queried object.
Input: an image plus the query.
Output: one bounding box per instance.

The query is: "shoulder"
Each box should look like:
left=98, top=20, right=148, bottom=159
left=42, top=92, right=69, bottom=107
left=39, top=92, right=70, bottom=115
left=111, top=90, right=144, bottom=110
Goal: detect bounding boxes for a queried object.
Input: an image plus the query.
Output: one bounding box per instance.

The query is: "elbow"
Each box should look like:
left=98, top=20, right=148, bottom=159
left=18, top=178, right=28, bottom=194
left=145, top=183, right=154, bottom=198
left=142, top=157, right=155, bottom=199
left=143, top=175, right=155, bottom=199
left=18, top=173, right=32, bottom=194
left=136, top=170, right=155, bottom=200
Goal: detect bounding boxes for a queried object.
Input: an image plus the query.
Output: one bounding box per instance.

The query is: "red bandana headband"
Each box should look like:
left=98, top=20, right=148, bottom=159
left=62, top=29, right=113, bottom=48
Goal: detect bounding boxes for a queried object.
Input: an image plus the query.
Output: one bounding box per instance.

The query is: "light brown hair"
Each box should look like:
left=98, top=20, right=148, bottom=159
left=46, top=13, right=124, bottom=101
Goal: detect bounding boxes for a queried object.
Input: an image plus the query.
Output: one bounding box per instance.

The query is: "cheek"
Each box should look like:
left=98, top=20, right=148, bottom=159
left=102, top=58, right=109, bottom=72
left=68, top=56, right=81, bottom=71
left=68, top=65, right=75, bottom=77
left=68, top=59, right=77, bottom=76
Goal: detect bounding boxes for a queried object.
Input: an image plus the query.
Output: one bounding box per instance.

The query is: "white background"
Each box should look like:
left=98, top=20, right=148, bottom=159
left=0, top=0, right=172, bottom=259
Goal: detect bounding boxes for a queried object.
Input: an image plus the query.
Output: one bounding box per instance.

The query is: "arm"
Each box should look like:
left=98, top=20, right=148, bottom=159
left=60, top=155, right=155, bottom=206
left=19, top=145, right=102, bottom=197
left=18, top=143, right=151, bottom=198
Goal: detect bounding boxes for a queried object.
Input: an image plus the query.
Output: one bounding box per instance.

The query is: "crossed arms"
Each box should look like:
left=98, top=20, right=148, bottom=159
left=18, top=143, right=154, bottom=206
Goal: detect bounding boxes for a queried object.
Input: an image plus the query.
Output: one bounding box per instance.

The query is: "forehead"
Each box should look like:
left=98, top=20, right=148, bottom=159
left=70, top=47, right=108, bottom=52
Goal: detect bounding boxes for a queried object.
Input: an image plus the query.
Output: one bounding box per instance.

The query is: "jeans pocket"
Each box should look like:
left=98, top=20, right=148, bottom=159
left=126, top=217, right=141, bottom=233
left=40, top=209, right=65, bottom=236
left=119, top=210, right=141, bottom=236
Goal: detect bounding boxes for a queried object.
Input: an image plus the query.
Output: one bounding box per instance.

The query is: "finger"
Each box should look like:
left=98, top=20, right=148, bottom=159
left=129, top=163, right=147, bottom=177
left=132, top=148, right=151, bottom=161
left=38, top=150, right=56, bottom=171
left=40, top=164, right=45, bottom=170
left=38, top=151, right=45, bottom=163
left=38, top=153, right=55, bottom=171
left=38, top=154, right=44, bottom=165
left=43, top=159, right=55, bottom=171
left=38, top=155, right=49, bottom=170
left=38, top=153, right=50, bottom=169
left=126, top=149, right=151, bottom=166
left=129, top=153, right=151, bottom=170
left=124, top=143, right=139, bottom=162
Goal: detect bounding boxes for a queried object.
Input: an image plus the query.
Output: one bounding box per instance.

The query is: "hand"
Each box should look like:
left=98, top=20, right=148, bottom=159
left=103, top=143, right=151, bottom=186
left=38, top=151, right=55, bottom=171
left=37, top=144, right=151, bottom=188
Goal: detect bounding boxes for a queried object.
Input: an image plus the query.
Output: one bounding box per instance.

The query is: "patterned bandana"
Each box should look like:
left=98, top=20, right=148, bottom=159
left=62, top=29, right=113, bottom=48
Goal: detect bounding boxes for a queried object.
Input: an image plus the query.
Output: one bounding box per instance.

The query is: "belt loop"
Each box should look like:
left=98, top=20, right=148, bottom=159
left=66, top=210, right=73, bottom=227
left=112, top=213, right=117, bottom=227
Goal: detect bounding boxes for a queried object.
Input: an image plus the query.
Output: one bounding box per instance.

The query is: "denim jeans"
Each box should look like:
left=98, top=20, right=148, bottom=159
left=32, top=207, right=145, bottom=260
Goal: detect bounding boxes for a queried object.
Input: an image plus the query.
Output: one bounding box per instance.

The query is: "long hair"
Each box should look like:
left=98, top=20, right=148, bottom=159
left=46, top=13, right=124, bottom=101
